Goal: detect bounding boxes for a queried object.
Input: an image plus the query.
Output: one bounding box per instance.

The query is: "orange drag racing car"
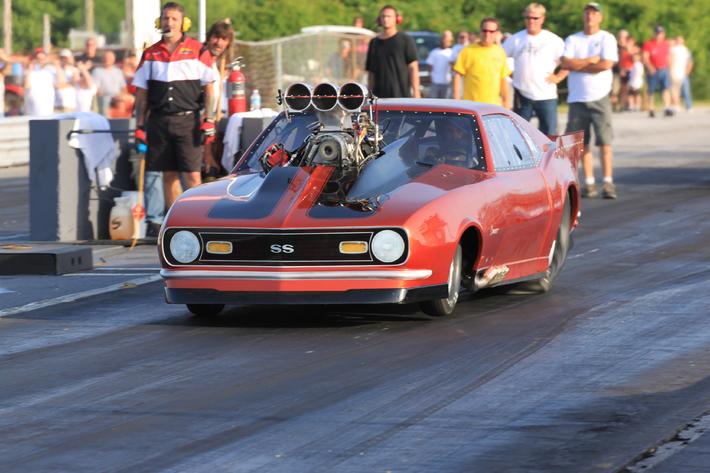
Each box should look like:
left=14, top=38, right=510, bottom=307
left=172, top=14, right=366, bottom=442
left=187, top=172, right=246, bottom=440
left=159, top=82, right=583, bottom=317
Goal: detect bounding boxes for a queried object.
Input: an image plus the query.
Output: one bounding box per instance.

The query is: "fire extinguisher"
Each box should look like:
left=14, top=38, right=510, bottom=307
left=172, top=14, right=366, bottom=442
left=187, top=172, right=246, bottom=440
left=227, top=57, right=247, bottom=115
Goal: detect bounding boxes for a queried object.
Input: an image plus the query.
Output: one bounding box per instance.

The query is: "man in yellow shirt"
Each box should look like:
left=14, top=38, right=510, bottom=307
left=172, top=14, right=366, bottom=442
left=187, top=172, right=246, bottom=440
left=453, top=17, right=511, bottom=107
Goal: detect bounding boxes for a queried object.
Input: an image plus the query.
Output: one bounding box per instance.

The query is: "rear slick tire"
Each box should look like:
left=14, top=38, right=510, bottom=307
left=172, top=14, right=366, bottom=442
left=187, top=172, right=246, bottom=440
left=523, top=198, right=572, bottom=293
left=420, top=245, right=462, bottom=317
left=187, top=304, right=225, bottom=317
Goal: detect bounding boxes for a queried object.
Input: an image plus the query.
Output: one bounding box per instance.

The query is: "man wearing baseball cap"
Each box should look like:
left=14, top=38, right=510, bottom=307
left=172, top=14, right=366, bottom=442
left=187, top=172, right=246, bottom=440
left=643, top=25, right=672, bottom=117
left=560, top=2, right=619, bottom=199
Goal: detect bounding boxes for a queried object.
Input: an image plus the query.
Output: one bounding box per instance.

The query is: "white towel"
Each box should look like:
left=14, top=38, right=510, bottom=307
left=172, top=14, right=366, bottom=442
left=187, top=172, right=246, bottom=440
left=221, top=108, right=278, bottom=172
left=57, top=112, right=119, bottom=188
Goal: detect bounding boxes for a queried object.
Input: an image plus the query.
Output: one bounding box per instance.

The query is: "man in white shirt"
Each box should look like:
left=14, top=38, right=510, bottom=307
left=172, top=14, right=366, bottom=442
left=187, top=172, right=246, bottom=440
left=669, top=36, right=693, bottom=112
left=425, top=30, right=454, bottom=98
left=503, top=3, right=567, bottom=135
left=561, top=2, right=618, bottom=199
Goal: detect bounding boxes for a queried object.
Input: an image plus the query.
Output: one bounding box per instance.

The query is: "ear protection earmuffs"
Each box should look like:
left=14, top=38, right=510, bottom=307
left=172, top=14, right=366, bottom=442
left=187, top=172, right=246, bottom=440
left=376, top=8, right=403, bottom=27
left=154, top=14, right=192, bottom=32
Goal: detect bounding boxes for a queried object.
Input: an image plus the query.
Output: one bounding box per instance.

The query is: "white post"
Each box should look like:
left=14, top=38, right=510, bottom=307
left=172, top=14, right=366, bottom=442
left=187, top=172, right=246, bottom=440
left=3, top=0, right=11, bottom=54
left=198, top=0, right=206, bottom=42
left=42, top=13, right=50, bottom=53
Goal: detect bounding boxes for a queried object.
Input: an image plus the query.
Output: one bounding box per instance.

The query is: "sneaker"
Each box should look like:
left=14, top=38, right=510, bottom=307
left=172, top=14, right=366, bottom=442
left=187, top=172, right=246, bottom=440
left=602, top=182, right=618, bottom=199
left=146, top=222, right=162, bottom=238
left=582, top=183, right=599, bottom=198
left=648, top=110, right=655, bottom=118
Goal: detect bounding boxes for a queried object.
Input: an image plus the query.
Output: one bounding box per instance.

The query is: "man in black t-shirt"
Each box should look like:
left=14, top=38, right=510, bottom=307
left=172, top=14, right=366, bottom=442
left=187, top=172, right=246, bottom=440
left=366, top=5, right=420, bottom=98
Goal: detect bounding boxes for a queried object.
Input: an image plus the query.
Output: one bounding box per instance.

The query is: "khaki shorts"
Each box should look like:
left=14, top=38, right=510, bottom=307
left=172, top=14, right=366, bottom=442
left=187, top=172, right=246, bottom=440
left=566, top=96, right=613, bottom=147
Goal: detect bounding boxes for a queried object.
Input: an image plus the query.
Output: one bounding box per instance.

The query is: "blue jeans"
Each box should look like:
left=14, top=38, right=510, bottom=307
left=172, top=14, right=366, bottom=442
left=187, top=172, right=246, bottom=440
left=514, top=89, right=558, bottom=136
left=681, top=77, right=693, bottom=109
left=647, top=68, right=670, bottom=94
left=144, top=171, right=165, bottom=224
left=429, top=83, right=450, bottom=98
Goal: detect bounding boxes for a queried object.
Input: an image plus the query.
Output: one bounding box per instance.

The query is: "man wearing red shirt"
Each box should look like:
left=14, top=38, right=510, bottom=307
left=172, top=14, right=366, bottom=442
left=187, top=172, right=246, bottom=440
left=643, top=25, right=672, bottom=117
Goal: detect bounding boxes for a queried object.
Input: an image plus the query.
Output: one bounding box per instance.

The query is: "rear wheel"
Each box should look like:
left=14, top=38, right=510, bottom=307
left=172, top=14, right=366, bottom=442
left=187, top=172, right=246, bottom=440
left=522, top=198, right=572, bottom=293
left=421, top=245, right=462, bottom=317
left=186, top=304, right=225, bottom=317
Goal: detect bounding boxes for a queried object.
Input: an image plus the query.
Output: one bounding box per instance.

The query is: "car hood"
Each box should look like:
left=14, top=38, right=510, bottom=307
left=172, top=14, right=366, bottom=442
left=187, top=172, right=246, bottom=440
left=165, top=165, right=489, bottom=229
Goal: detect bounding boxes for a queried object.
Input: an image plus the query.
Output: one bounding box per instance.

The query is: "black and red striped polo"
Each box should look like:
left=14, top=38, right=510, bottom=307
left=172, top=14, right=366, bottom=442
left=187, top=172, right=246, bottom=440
left=134, top=35, right=217, bottom=114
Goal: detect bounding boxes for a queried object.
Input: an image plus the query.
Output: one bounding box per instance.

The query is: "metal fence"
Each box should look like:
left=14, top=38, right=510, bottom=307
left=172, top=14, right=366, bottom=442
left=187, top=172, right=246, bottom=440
left=233, top=26, right=375, bottom=109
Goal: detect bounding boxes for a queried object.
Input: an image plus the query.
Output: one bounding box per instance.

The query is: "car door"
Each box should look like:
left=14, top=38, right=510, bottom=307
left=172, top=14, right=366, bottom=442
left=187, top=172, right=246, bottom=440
left=481, top=114, right=552, bottom=273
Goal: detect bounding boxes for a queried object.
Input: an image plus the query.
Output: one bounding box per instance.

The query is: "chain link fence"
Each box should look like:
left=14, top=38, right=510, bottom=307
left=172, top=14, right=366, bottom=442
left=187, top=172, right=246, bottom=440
left=233, top=26, right=375, bottom=109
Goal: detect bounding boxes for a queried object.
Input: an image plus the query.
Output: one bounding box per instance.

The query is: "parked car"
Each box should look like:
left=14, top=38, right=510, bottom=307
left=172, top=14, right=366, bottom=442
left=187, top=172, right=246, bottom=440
left=159, top=82, right=583, bottom=317
left=407, top=31, right=441, bottom=98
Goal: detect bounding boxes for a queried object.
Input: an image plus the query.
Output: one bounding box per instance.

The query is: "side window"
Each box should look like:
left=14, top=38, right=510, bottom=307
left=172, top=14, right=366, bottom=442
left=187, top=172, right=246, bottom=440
left=482, top=115, right=535, bottom=171
left=520, top=128, right=543, bottom=163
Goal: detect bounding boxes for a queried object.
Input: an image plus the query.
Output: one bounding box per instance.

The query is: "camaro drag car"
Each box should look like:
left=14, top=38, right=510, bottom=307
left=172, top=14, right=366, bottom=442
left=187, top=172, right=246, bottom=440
left=158, top=82, right=583, bottom=317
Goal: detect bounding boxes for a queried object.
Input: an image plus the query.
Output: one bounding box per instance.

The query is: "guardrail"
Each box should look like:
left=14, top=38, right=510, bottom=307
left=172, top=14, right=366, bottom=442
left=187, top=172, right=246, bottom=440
left=0, top=116, right=31, bottom=167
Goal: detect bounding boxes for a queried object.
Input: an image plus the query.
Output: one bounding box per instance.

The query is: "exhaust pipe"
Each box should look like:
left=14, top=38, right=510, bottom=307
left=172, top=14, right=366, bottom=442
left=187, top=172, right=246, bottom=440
left=311, top=83, right=339, bottom=112
left=284, top=82, right=312, bottom=112
left=338, top=82, right=368, bottom=112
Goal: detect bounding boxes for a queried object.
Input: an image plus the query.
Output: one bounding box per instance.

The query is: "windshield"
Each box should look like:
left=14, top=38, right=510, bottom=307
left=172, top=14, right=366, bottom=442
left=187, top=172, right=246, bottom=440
left=239, top=111, right=483, bottom=171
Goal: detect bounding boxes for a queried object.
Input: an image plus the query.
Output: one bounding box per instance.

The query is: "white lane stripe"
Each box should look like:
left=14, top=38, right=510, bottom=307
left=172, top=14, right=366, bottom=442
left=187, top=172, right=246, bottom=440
left=93, top=267, right=161, bottom=271
left=0, top=274, right=161, bottom=318
left=0, top=233, right=30, bottom=241
left=63, top=273, right=160, bottom=277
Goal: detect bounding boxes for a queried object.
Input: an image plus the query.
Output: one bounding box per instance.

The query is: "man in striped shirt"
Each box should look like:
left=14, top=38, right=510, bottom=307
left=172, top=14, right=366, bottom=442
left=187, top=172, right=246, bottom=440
left=133, top=2, right=217, bottom=210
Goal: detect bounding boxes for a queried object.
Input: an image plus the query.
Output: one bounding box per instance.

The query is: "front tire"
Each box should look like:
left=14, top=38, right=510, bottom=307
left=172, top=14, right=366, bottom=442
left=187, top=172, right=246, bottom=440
left=421, top=245, right=462, bottom=317
left=187, top=304, right=225, bottom=317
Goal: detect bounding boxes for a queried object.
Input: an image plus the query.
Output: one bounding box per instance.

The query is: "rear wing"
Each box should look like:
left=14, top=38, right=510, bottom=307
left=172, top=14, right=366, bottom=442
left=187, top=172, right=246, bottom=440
left=550, top=130, right=584, bottom=172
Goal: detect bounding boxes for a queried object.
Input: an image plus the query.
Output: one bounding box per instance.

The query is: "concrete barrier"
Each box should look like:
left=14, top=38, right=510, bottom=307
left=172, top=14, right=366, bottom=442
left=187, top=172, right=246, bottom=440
left=0, top=116, right=31, bottom=167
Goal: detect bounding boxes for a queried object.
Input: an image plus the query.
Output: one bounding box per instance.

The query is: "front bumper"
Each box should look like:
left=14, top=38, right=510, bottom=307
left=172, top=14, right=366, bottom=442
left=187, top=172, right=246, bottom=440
left=165, top=285, right=448, bottom=305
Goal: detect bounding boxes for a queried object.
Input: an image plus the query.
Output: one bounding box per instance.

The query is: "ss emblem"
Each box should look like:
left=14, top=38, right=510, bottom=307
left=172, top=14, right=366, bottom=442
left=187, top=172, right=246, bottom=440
left=270, top=244, right=294, bottom=254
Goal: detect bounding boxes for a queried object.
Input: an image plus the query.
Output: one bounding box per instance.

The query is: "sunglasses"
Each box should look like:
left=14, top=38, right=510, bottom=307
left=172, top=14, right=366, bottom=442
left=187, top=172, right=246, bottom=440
left=481, top=29, right=498, bottom=33
left=525, top=16, right=542, bottom=20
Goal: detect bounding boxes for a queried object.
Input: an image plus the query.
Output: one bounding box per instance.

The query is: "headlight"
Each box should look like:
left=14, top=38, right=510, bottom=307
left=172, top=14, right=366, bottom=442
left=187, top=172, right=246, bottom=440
left=371, top=230, right=405, bottom=263
left=170, top=230, right=201, bottom=263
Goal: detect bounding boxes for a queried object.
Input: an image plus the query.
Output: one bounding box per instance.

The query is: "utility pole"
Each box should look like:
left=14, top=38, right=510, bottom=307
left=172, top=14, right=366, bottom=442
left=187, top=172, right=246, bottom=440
left=3, top=0, right=11, bottom=54
left=198, top=0, right=206, bottom=42
left=125, top=0, right=134, bottom=50
left=85, top=0, right=94, bottom=32
left=42, top=13, right=50, bottom=53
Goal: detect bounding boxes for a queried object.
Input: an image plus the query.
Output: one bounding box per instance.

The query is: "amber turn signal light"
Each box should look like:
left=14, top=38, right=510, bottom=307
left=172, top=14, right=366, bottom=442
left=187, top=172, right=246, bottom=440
left=339, top=241, right=368, bottom=254
left=206, top=241, right=233, bottom=255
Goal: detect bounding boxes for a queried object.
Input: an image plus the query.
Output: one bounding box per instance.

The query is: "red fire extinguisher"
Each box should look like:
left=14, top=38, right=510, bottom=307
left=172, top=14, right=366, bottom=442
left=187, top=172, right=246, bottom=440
left=227, top=57, right=247, bottom=115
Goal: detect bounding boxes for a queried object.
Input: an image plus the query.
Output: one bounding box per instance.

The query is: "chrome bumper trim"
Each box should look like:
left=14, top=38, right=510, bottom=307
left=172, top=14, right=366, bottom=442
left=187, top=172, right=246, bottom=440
left=160, top=269, right=432, bottom=281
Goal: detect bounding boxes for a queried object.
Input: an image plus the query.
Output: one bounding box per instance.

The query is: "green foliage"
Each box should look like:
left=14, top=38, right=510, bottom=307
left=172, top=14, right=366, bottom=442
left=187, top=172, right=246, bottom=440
left=4, top=0, right=710, bottom=98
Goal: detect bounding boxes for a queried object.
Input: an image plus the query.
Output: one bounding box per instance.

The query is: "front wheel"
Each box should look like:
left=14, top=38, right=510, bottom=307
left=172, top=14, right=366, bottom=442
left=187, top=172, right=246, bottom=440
left=421, top=245, right=463, bottom=317
left=187, top=304, right=225, bottom=317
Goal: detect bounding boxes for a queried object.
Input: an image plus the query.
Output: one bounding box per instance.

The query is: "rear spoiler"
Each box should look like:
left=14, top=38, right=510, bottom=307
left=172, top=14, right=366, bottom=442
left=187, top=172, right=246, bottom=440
left=547, top=130, right=584, bottom=172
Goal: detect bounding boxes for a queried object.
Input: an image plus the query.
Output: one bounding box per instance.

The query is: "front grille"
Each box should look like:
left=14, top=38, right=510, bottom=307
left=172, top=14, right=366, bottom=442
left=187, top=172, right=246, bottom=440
left=163, top=228, right=408, bottom=266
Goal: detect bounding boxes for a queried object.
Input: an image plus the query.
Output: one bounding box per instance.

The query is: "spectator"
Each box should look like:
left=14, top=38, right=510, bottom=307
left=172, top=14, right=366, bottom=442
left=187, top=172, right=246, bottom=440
left=643, top=25, right=672, bottom=117
left=92, top=50, right=126, bottom=116
left=628, top=52, right=644, bottom=111
left=425, top=30, right=454, bottom=98
left=56, top=49, right=78, bottom=112
left=133, top=1, right=217, bottom=236
left=453, top=17, right=511, bottom=107
left=617, top=35, right=636, bottom=111
left=560, top=2, right=618, bottom=199
left=75, top=60, right=97, bottom=112
left=451, top=30, right=469, bottom=62
left=366, top=5, right=420, bottom=98
left=353, top=16, right=364, bottom=29
left=670, top=35, right=693, bottom=112
left=0, top=48, right=7, bottom=117
left=328, top=39, right=356, bottom=81
left=202, top=18, right=235, bottom=177
left=24, top=48, right=57, bottom=116
left=503, top=3, right=567, bottom=135
left=76, top=37, right=98, bottom=71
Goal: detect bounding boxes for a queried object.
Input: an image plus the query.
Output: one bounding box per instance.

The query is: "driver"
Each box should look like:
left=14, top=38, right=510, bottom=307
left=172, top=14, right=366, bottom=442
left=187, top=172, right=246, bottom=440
left=433, top=120, right=471, bottom=166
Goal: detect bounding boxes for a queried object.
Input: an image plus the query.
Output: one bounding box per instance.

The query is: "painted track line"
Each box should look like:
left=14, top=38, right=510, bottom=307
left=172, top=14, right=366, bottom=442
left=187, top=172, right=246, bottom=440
left=0, top=274, right=162, bottom=318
